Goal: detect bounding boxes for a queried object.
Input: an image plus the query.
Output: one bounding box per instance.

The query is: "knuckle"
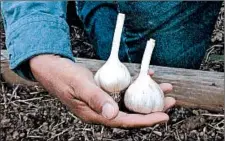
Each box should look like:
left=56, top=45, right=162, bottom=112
left=62, top=86, right=72, bottom=94
left=61, top=86, right=74, bottom=97
left=88, top=92, right=103, bottom=108
left=89, top=92, right=100, bottom=102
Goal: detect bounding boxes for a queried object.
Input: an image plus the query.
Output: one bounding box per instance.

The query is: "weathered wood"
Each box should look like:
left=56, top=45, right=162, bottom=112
left=1, top=61, right=39, bottom=86
left=1, top=50, right=38, bottom=86
left=1, top=50, right=224, bottom=111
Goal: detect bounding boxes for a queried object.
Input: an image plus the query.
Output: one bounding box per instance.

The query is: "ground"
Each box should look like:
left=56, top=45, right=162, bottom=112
left=0, top=3, right=224, bottom=141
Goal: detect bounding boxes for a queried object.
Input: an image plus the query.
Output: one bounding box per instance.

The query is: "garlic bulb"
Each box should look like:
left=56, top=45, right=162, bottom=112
left=94, top=13, right=131, bottom=101
left=124, top=39, right=164, bottom=114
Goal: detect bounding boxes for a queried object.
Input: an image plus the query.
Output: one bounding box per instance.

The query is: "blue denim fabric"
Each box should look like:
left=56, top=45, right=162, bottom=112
left=1, top=1, right=222, bottom=80
left=76, top=1, right=222, bottom=69
left=1, top=1, right=75, bottom=80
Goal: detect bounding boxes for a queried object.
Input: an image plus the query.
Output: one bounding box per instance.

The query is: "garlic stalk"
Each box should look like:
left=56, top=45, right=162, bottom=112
left=94, top=13, right=131, bottom=102
left=124, top=39, right=164, bottom=114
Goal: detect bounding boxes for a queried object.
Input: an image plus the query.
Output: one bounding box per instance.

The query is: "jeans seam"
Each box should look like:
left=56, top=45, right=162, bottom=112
left=117, top=3, right=132, bottom=62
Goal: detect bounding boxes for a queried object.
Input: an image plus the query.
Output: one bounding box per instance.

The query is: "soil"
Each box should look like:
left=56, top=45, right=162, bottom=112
left=0, top=84, right=224, bottom=141
left=0, top=2, right=224, bottom=141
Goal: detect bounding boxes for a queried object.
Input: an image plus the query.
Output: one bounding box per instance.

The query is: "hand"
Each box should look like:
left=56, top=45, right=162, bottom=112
left=29, top=55, right=175, bottom=128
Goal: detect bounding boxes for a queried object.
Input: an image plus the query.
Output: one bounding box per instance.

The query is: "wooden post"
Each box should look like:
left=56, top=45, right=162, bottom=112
left=1, top=50, right=38, bottom=86
left=1, top=50, right=224, bottom=111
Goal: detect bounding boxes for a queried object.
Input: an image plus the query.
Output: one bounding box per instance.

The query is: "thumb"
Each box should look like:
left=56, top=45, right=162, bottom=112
left=80, top=82, right=119, bottom=119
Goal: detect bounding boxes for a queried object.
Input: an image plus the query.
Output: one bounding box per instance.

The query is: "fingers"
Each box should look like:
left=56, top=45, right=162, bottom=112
left=69, top=98, right=103, bottom=123
left=148, top=69, right=154, bottom=76
left=70, top=98, right=169, bottom=128
left=163, top=97, right=176, bottom=111
left=159, top=83, right=173, bottom=94
left=76, top=82, right=119, bottom=119
left=68, top=65, right=119, bottom=119
left=106, top=112, right=169, bottom=128
left=147, top=70, right=173, bottom=94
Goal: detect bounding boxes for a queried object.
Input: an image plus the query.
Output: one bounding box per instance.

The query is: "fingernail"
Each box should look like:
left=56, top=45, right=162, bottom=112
left=102, top=103, right=115, bottom=119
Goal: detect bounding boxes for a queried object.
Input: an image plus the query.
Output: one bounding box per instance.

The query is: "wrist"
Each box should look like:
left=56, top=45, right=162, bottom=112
left=29, top=54, right=64, bottom=79
left=29, top=54, right=60, bottom=66
left=29, top=54, right=93, bottom=83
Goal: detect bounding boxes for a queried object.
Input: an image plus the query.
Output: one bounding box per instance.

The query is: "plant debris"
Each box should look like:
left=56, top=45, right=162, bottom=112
left=0, top=2, right=224, bottom=141
left=0, top=83, right=224, bottom=141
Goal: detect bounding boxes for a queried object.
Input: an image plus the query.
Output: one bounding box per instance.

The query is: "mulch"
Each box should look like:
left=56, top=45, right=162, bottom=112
left=0, top=2, right=224, bottom=141
left=0, top=83, right=224, bottom=141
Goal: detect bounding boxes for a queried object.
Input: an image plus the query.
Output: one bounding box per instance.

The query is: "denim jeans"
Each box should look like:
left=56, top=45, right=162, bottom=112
left=76, top=1, right=222, bottom=69
left=1, top=1, right=222, bottom=80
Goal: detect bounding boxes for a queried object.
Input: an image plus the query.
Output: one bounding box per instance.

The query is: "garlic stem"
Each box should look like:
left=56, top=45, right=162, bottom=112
left=124, top=39, right=164, bottom=114
left=109, top=13, right=125, bottom=60
left=140, top=39, right=155, bottom=75
left=94, top=13, right=131, bottom=100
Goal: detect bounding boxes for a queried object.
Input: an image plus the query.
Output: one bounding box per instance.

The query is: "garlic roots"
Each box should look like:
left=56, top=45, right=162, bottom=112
left=124, top=39, right=164, bottom=114
left=94, top=13, right=131, bottom=102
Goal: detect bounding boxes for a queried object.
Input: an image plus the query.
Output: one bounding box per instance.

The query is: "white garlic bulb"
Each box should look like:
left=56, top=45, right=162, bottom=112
left=94, top=58, right=131, bottom=93
left=94, top=13, right=131, bottom=101
left=124, top=39, right=164, bottom=114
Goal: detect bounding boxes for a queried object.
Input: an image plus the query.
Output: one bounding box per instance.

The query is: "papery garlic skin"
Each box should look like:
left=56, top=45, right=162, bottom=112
left=124, top=39, right=164, bottom=114
left=124, top=75, right=164, bottom=114
left=94, top=58, right=131, bottom=93
left=94, top=13, right=131, bottom=97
